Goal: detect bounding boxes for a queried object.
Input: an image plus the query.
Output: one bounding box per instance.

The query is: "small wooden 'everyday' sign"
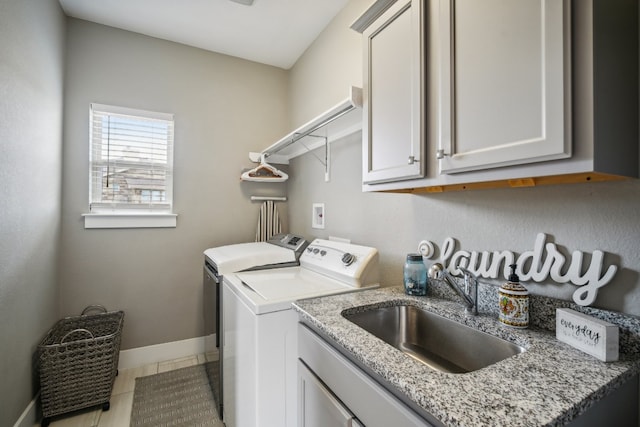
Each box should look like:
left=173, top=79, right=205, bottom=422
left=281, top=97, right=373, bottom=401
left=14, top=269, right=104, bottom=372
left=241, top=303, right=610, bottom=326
left=556, top=308, right=619, bottom=362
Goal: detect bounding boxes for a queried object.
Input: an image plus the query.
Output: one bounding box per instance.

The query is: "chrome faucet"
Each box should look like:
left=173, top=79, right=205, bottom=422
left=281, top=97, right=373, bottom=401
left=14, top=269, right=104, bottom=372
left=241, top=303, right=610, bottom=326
left=428, top=263, right=478, bottom=315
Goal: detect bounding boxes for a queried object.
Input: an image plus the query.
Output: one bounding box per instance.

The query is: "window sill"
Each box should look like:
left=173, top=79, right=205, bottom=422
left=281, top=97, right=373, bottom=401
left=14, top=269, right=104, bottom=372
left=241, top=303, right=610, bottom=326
left=82, top=213, right=177, bottom=229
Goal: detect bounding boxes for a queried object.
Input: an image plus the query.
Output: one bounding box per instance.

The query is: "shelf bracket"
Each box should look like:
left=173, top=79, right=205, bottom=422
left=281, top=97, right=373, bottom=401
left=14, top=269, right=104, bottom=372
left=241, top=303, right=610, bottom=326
left=296, top=133, right=330, bottom=182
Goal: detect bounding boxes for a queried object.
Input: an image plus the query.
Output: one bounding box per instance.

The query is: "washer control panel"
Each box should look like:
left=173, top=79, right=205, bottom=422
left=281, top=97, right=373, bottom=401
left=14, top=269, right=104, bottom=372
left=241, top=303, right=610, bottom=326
left=300, top=239, right=379, bottom=287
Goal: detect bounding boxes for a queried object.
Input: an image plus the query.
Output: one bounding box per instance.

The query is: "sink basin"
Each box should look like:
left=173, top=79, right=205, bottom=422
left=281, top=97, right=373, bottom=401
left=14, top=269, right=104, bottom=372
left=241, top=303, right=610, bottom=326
left=343, top=304, right=525, bottom=374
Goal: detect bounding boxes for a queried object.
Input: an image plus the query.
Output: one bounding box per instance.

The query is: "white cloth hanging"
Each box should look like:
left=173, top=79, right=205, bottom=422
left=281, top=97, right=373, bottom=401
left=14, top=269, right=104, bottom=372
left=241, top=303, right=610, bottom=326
left=255, top=200, right=282, bottom=242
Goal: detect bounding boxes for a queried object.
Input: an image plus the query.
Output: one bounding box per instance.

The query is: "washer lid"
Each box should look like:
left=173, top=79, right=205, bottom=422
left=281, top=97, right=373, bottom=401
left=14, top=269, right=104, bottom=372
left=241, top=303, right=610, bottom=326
left=204, top=242, right=296, bottom=274
left=233, top=267, right=360, bottom=313
left=237, top=268, right=348, bottom=299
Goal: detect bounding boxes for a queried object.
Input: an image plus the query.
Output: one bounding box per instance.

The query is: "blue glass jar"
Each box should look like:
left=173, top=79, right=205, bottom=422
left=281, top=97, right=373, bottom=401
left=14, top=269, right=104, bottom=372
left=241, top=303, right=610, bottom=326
left=403, top=254, right=428, bottom=296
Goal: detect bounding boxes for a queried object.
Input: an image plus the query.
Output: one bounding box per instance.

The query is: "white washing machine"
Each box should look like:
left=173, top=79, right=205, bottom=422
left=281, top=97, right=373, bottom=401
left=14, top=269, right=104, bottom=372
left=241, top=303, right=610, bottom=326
left=222, top=239, right=379, bottom=427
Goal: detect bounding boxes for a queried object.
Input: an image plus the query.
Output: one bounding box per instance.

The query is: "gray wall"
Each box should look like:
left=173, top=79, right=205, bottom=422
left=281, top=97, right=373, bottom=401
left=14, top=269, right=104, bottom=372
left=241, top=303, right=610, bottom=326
left=60, top=19, right=289, bottom=350
left=287, top=0, right=640, bottom=317
left=288, top=0, right=366, bottom=129
left=0, top=0, right=66, bottom=425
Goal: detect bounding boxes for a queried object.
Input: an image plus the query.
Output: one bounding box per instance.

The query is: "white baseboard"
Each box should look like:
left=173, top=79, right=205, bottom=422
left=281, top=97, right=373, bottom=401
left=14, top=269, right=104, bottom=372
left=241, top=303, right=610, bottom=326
left=117, top=335, right=212, bottom=370
left=13, top=393, right=38, bottom=427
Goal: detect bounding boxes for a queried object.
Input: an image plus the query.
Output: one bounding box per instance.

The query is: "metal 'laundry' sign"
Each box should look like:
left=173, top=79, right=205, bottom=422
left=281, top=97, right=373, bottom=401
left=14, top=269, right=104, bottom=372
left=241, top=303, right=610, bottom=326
left=432, top=233, right=618, bottom=306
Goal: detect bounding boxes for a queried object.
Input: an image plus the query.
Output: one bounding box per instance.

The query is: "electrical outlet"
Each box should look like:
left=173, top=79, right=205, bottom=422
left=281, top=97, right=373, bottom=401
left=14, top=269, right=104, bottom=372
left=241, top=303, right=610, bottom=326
left=312, top=203, right=325, bottom=229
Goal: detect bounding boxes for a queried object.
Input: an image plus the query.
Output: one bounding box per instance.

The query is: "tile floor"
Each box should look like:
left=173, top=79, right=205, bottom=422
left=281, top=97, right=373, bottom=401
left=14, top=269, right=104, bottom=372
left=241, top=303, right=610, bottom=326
left=35, top=352, right=218, bottom=427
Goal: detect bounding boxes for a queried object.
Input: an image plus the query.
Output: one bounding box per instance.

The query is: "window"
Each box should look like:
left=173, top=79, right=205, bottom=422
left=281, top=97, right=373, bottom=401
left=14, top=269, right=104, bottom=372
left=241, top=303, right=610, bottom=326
left=85, top=104, right=176, bottom=228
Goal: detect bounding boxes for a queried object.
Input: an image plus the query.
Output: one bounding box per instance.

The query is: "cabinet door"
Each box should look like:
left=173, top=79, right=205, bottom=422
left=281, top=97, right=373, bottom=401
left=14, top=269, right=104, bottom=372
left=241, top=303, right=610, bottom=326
left=362, top=0, right=425, bottom=184
left=298, top=361, right=362, bottom=427
left=438, top=0, right=570, bottom=174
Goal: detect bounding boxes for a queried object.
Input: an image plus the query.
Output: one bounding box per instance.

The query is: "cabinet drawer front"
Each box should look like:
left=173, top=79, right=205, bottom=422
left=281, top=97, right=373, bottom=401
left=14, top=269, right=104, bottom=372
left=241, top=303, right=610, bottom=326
left=298, top=323, right=435, bottom=427
left=299, top=360, right=359, bottom=427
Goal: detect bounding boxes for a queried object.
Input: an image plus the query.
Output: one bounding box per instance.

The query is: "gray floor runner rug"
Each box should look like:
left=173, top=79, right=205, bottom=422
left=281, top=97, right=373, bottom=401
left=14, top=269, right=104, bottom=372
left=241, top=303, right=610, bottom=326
left=130, top=362, right=223, bottom=426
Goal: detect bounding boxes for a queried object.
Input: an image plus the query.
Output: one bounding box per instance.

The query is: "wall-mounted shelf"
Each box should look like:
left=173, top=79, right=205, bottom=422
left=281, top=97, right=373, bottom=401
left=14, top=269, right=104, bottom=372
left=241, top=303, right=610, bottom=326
left=249, top=86, right=363, bottom=165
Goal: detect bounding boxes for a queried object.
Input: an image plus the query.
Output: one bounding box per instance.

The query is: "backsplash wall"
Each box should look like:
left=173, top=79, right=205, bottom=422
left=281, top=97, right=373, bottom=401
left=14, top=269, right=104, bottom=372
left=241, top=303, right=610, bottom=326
left=287, top=133, right=640, bottom=317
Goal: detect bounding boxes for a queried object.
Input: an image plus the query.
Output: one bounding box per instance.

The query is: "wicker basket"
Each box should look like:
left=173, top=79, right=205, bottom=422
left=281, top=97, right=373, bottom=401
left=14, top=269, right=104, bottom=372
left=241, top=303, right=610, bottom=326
left=38, top=305, right=124, bottom=423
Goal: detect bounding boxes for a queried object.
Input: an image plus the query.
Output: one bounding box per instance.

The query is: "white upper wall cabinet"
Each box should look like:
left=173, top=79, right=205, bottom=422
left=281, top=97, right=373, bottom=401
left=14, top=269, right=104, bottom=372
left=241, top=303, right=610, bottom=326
left=361, top=0, right=638, bottom=193
left=357, top=0, right=425, bottom=184
left=438, top=0, right=571, bottom=174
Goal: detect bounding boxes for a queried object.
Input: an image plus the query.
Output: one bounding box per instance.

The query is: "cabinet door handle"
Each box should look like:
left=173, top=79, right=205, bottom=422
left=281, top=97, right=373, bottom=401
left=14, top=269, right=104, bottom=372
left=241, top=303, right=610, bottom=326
left=407, top=156, right=420, bottom=165
left=436, top=149, right=448, bottom=160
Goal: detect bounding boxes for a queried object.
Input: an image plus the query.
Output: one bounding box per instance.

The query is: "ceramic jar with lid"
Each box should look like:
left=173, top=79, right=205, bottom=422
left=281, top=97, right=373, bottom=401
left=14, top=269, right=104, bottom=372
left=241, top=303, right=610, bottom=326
left=499, top=263, right=529, bottom=328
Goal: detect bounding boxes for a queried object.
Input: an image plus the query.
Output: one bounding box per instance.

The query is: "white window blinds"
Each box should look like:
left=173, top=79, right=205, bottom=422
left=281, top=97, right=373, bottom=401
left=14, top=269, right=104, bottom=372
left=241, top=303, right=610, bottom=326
left=90, top=104, right=174, bottom=212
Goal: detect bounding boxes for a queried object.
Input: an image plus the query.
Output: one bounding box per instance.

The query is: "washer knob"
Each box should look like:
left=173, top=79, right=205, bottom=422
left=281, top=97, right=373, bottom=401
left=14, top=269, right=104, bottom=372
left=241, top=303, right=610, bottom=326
left=341, top=253, right=356, bottom=266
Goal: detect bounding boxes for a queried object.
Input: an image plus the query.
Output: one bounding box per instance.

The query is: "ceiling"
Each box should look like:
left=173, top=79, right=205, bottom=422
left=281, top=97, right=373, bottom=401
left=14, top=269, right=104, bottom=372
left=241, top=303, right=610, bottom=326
left=58, top=0, right=351, bottom=70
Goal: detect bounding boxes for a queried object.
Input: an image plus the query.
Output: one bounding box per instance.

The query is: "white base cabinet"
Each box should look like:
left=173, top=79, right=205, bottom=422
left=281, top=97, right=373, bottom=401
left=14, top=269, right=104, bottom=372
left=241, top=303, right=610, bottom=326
left=298, top=322, right=638, bottom=427
left=298, top=323, right=436, bottom=427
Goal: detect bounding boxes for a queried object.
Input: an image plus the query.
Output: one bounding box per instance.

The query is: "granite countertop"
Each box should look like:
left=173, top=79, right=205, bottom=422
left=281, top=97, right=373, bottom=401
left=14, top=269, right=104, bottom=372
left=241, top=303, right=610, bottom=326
left=293, top=286, right=640, bottom=427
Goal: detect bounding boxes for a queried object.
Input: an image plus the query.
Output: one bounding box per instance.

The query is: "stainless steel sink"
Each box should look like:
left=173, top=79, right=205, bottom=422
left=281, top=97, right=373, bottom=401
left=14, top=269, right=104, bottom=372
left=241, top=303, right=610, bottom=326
left=343, top=304, right=525, bottom=374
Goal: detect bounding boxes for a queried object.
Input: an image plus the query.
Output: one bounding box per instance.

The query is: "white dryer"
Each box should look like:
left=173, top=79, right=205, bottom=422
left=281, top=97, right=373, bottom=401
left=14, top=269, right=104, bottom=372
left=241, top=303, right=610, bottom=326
left=202, top=234, right=309, bottom=418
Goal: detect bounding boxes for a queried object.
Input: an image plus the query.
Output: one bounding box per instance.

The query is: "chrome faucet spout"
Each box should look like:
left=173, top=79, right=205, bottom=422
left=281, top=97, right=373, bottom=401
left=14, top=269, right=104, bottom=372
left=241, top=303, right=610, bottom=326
left=428, top=263, right=478, bottom=315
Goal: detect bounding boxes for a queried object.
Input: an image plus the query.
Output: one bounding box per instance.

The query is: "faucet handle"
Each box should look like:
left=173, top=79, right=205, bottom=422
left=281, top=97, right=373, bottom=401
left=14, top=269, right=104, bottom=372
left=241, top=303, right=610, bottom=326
left=427, top=263, right=445, bottom=280
left=458, top=267, right=477, bottom=293
left=458, top=267, right=479, bottom=316
left=458, top=267, right=477, bottom=283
